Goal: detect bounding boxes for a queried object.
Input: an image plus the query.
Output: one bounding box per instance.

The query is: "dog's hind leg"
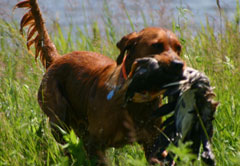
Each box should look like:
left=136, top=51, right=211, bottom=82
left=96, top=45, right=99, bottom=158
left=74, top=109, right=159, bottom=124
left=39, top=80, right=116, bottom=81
left=37, top=77, right=71, bottom=143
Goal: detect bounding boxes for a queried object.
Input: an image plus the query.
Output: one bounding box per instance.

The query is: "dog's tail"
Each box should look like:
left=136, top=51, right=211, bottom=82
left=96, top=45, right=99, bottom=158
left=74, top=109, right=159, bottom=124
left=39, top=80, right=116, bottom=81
left=14, top=0, right=59, bottom=69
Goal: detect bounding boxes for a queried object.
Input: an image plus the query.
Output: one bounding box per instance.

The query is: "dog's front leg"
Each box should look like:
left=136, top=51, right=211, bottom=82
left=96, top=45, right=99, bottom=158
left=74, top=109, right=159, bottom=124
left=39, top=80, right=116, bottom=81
left=84, top=137, right=108, bottom=166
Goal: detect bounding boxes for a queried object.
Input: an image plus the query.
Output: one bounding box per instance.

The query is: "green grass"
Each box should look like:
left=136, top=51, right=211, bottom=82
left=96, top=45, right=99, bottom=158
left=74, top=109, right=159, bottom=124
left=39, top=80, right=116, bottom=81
left=0, top=2, right=240, bottom=166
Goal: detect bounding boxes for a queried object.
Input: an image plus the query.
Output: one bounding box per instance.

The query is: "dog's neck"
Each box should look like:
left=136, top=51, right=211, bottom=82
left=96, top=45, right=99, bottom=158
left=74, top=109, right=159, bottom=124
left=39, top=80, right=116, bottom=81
left=105, top=62, right=134, bottom=99
left=107, top=65, right=127, bottom=89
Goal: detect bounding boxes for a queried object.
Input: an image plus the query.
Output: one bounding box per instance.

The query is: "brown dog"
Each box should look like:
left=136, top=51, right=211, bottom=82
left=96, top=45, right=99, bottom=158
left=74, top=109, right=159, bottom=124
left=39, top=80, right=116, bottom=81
left=15, top=0, right=184, bottom=165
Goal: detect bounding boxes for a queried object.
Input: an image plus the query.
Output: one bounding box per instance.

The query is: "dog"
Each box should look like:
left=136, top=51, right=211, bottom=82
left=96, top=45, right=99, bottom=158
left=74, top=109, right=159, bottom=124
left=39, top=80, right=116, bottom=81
left=15, top=0, right=185, bottom=165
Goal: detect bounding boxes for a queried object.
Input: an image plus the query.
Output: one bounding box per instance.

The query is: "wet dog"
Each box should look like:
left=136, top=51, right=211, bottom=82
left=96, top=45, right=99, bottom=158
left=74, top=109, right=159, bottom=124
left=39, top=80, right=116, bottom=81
left=15, top=0, right=185, bottom=164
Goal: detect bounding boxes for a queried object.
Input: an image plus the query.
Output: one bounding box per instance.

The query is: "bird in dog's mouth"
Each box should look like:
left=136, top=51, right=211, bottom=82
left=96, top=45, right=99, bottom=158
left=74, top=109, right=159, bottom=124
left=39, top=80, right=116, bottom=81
left=124, top=57, right=185, bottom=103
left=106, top=57, right=184, bottom=103
left=149, top=67, right=218, bottom=165
left=109, top=57, right=218, bottom=165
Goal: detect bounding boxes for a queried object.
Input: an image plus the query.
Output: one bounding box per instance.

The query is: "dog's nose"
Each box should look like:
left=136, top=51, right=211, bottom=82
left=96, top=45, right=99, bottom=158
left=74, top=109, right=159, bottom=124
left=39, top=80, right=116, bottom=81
left=171, top=60, right=184, bottom=70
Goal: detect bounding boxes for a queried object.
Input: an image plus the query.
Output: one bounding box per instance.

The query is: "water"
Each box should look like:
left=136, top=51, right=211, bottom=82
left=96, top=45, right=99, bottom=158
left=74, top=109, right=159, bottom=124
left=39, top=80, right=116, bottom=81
left=1, top=0, right=238, bottom=34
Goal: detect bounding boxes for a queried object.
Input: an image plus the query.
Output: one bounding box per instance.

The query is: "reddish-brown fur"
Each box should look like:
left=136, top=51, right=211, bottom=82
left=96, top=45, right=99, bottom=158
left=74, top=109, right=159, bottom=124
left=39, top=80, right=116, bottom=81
left=15, top=0, right=184, bottom=165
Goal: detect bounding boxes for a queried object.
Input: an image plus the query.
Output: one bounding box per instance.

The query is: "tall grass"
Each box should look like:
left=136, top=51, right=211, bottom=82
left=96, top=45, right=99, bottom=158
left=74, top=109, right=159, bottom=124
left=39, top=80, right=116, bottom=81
left=0, top=1, right=240, bottom=165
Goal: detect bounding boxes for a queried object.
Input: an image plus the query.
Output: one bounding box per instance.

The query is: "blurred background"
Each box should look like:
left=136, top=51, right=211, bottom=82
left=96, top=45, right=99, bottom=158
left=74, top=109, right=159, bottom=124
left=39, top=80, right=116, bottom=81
left=0, top=0, right=237, bottom=35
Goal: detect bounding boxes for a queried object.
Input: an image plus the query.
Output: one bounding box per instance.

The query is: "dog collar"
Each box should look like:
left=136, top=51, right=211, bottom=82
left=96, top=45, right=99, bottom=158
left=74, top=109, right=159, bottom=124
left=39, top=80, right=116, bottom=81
left=121, top=54, right=128, bottom=80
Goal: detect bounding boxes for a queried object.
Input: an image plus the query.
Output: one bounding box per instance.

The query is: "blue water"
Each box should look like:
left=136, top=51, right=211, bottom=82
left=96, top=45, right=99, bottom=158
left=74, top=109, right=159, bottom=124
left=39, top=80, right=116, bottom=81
left=1, top=0, right=238, bottom=34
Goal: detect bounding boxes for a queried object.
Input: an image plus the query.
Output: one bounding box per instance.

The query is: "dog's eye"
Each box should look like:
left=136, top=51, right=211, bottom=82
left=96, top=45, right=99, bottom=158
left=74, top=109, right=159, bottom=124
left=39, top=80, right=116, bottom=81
left=152, top=42, right=164, bottom=52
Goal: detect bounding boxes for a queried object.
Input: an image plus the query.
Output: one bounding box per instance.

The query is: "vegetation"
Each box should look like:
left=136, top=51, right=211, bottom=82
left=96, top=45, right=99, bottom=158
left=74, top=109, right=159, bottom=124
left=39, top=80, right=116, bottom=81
left=0, top=1, right=240, bottom=165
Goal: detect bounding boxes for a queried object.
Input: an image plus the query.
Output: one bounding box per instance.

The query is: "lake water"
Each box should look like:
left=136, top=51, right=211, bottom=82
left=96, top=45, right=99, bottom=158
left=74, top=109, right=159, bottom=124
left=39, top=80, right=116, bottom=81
left=1, top=0, right=238, bottom=34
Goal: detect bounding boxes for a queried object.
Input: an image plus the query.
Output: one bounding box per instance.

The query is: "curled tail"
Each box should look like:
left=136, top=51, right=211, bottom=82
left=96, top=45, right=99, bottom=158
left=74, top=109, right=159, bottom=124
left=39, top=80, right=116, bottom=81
left=14, top=0, right=59, bottom=69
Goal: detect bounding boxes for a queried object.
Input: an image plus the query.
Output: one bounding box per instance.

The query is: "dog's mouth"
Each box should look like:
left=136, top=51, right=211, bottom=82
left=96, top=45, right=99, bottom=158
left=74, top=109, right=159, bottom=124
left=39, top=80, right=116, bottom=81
left=124, top=57, right=185, bottom=103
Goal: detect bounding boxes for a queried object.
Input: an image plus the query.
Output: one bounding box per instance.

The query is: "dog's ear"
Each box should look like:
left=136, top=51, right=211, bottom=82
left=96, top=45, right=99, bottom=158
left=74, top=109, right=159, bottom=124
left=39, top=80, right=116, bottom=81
left=116, top=32, right=138, bottom=65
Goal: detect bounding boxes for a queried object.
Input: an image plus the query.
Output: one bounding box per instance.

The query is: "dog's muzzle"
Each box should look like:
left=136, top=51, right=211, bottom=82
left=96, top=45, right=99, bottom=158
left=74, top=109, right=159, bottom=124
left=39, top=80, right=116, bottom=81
left=124, top=57, right=185, bottom=103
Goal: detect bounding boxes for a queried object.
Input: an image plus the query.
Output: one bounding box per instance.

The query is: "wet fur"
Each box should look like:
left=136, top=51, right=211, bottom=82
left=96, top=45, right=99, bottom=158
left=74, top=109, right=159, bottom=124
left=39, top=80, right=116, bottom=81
left=15, top=0, right=184, bottom=164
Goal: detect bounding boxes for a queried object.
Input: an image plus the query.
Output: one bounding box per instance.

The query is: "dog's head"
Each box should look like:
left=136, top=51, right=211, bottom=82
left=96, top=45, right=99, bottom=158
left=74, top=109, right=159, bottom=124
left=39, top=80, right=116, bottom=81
left=117, top=27, right=184, bottom=75
left=116, top=27, right=185, bottom=102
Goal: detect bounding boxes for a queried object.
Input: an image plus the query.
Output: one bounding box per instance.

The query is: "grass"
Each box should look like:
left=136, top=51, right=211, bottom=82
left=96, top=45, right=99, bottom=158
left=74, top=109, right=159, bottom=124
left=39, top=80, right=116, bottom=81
left=0, top=1, right=240, bottom=165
